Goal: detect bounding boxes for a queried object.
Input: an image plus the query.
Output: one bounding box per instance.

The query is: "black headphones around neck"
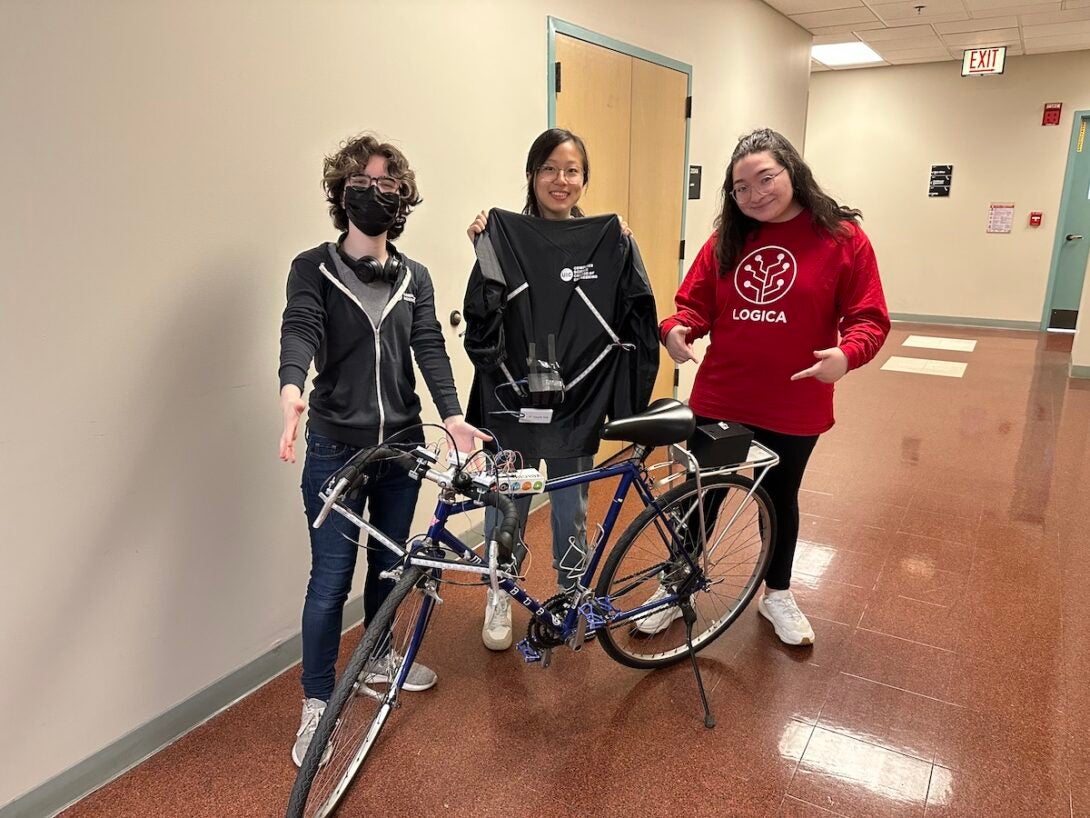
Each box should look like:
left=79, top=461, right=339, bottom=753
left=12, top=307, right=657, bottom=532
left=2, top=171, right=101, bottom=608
left=337, top=241, right=403, bottom=285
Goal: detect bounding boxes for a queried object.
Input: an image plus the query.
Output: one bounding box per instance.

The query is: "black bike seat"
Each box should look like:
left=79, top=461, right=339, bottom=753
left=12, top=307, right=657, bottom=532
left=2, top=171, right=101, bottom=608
left=600, top=398, right=696, bottom=447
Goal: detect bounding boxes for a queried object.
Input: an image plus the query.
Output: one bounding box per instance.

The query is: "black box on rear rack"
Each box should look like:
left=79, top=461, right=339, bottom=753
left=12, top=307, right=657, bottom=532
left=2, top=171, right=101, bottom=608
left=689, top=421, right=753, bottom=469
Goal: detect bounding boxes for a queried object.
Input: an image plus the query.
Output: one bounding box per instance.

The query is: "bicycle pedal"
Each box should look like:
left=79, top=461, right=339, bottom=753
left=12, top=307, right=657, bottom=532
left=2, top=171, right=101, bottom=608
left=516, top=639, right=542, bottom=663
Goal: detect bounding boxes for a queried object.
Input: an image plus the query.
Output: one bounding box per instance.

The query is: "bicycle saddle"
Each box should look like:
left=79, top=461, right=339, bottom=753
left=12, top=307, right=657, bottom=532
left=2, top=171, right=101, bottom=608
left=600, top=398, right=696, bottom=447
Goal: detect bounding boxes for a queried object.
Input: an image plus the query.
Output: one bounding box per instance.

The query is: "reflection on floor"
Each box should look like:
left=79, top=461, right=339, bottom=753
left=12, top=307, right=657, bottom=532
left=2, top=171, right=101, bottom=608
left=61, top=323, right=1090, bottom=817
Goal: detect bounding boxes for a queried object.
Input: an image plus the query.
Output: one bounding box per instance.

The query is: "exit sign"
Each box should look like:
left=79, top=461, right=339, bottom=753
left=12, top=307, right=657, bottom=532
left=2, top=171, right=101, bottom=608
left=962, top=46, right=1007, bottom=76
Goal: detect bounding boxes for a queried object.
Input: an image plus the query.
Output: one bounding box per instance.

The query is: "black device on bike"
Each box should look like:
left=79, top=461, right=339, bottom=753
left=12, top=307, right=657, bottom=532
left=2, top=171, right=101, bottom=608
left=689, top=421, right=753, bottom=468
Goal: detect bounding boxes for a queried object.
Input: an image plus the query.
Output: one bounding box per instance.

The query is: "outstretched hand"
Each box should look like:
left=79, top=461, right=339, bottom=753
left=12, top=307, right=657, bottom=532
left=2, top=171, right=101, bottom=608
left=790, top=347, right=849, bottom=384
left=279, top=386, right=306, bottom=463
left=443, top=414, right=492, bottom=459
left=664, top=324, right=700, bottom=365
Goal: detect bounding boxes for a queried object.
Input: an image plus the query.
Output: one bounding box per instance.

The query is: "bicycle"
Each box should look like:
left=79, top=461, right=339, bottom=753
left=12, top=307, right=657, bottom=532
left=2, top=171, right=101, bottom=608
left=286, top=398, right=779, bottom=818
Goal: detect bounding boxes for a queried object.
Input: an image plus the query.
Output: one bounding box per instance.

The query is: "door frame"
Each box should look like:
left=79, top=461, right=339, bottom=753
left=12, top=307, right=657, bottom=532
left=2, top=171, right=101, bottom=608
left=1041, top=109, right=1090, bottom=330
left=549, top=15, right=693, bottom=394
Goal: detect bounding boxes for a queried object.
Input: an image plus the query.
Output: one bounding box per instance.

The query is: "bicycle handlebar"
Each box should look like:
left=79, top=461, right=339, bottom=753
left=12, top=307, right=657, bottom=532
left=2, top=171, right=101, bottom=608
left=313, top=445, right=520, bottom=558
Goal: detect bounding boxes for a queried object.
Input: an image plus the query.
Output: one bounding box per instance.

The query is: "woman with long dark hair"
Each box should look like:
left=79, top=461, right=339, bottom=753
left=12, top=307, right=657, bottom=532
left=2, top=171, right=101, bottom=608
left=661, top=128, right=890, bottom=645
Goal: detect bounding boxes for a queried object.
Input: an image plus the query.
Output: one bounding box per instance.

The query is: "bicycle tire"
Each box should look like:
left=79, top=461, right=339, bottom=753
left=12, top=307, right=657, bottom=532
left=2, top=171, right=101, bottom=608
left=286, top=565, right=432, bottom=818
left=595, top=474, right=775, bottom=670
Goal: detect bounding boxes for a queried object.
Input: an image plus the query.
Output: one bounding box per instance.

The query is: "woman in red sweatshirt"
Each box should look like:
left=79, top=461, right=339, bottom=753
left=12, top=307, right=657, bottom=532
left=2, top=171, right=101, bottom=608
left=661, top=128, right=890, bottom=646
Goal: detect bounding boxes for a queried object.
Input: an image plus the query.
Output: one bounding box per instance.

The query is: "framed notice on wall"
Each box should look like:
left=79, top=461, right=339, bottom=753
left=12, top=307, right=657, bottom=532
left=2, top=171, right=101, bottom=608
left=986, top=202, right=1015, bottom=233
left=929, top=164, right=952, bottom=197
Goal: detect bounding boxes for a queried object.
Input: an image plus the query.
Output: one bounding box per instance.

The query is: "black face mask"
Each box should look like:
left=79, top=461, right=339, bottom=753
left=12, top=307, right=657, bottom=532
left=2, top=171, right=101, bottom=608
left=344, top=185, right=400, bottom=237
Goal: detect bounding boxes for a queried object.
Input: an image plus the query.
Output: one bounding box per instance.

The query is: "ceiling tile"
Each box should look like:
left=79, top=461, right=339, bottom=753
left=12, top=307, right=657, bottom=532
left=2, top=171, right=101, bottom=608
left=765, top=0, right=866, bottom=13
left=886, top=52, right=959, bottom=61
left=1022, top=29, right=1090, bottom=43
left=865, top=33, right=947, bottom=48
left=963, top=0, right=1057, bottom=9
left=1022, top=17, right=1090, bottom=33
left=871, top=0, right=971, bottom=22
left=809, top=21, right=890, bottom=33
left=859, top=22, right=939, bottom=37
left=1020, top=5, right=1090, bottom=21
left=791, top=6, right=881, bottom=25
left=969, top=2, right=1062, bottom=16
left=941, top=27, right=1021, bottom=45
left=872, top=44, right=955, bottom=56
left=934, top=16, right=1018, bottom=30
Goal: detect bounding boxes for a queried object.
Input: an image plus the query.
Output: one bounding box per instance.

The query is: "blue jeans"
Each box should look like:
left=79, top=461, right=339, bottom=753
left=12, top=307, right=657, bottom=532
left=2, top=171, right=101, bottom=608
left=484, top=455, right=593, bottom=591
left=300, top=432, right=421, bottom=701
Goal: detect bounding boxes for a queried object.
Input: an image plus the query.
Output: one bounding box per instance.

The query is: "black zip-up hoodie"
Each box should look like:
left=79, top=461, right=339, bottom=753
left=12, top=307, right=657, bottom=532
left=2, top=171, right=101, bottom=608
left=279, top=242, right=461, bottom=447
left=463, top=210, right=659, bottom=458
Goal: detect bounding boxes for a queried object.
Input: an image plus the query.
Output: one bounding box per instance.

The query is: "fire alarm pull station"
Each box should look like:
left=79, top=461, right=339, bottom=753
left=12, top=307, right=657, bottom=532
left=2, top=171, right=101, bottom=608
left=1029, top=211, right=1043, bottom=227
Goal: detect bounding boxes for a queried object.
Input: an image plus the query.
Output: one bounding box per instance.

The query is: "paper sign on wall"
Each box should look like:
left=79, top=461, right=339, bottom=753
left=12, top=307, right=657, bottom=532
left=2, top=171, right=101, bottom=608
left=986, top=202, right=1015, bottom=233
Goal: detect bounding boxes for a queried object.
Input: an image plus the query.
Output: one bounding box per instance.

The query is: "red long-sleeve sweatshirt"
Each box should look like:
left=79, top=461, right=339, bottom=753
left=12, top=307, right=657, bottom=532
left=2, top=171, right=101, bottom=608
left=661, top=212, right=890, bottom=436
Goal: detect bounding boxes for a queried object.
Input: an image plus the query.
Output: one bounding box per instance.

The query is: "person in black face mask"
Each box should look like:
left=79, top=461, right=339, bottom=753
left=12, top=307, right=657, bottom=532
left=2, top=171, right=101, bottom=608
left=277, top=133, right=489, bottom=767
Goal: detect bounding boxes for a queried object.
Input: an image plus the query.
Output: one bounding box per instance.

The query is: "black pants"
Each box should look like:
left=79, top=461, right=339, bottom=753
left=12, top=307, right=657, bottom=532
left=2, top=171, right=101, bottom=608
left=693, top=416, right=818, bottom=591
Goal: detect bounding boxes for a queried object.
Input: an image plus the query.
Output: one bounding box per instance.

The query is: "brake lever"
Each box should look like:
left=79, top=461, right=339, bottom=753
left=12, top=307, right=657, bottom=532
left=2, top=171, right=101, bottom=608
left=313, top=476, right=350, bottom=529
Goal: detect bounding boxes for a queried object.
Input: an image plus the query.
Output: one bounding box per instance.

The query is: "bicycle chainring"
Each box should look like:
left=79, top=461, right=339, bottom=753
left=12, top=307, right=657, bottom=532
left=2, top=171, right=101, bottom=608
left=524, top=593, right=572, bottom=650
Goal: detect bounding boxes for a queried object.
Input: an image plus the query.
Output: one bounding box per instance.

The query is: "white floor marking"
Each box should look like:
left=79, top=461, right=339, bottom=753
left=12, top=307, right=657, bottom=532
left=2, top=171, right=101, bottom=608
left=881, top=356, right=967, bottom=378
left=902, top=335, right=977, bottom=352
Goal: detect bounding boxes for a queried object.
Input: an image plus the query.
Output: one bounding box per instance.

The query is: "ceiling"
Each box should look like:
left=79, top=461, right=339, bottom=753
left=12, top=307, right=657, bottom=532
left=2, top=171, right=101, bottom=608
left=761, top=0, right=1090, bottom=68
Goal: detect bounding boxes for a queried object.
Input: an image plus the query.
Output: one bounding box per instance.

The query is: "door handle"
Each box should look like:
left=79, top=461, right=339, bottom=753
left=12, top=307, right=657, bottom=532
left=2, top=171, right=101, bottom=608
left=1066, top=234, right=1084, bottom=241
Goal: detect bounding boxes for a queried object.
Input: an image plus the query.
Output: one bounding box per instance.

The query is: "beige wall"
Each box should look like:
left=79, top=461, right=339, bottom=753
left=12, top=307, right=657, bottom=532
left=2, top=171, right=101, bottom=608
left=806, top=51, right=1090, bottom=325
left=0, top=0, right=810, bottom=805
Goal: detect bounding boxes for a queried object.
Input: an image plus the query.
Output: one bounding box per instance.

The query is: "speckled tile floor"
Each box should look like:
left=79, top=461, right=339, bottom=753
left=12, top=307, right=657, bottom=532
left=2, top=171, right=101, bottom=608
left=61, top=324, right=1089, bottom=817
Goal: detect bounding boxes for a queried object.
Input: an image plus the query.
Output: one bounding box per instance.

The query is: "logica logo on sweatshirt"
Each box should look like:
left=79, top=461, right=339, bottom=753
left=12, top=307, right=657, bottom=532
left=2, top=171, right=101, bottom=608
left=559, top=264, right=597, bottom=283
left=732, top=245, right=796, bottom=323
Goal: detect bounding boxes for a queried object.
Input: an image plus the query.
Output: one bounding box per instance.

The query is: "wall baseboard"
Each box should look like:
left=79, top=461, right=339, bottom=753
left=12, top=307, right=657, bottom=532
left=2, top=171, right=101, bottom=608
left=1071, top=365, right=1090, bottom=379
left=0, top=600, right=365, bottom=818
left=0, top=489, right=551, bottom=817
left=890, top=313, right=1040, bottom=332
left=0, top=506, right=521, bottom=818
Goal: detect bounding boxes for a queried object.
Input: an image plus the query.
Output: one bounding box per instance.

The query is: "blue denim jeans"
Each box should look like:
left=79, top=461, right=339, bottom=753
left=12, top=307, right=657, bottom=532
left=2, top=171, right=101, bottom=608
left=484, top=455, right=593, bottom=592
left=299, top=432, right=421, bottom=701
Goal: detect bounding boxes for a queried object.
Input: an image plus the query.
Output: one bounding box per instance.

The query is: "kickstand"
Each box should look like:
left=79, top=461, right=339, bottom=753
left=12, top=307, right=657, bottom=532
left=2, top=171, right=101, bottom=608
left=679, top=598, right=716, bottom=728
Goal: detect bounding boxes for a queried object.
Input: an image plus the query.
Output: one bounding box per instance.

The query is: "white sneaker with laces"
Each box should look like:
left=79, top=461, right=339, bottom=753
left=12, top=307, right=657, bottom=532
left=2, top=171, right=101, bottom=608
left=634, top=584, right=683, bottom=635
left=758, top=589, right=815, bottom=645
left=482, top=588, right=513, bottom=651
left=359, top=649, right=437, bottom=692
left=292, top=697, right=331, bottom=767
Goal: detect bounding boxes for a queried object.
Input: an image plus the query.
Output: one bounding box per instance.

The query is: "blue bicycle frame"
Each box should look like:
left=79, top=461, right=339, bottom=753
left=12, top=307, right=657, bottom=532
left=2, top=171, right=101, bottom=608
left=401, top=456, right=695, bottom=651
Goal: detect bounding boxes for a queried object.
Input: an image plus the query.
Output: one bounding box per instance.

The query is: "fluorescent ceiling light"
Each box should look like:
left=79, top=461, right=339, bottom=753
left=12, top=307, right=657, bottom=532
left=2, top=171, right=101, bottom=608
left=812, top=42, right=883, bottom=67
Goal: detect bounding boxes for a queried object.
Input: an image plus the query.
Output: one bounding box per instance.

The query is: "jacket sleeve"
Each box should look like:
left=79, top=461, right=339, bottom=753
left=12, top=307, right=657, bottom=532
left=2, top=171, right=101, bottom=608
left=659, top=234, right=718, bottom=344
left=278, top=258, right=325, bottom=392
left=836, top=225, right=890, bottom=371
left=611, top=235, right=659, bottom=420
left=409, top=266, right=463, bottom=420
left=462, top=258, right=508, bottom=371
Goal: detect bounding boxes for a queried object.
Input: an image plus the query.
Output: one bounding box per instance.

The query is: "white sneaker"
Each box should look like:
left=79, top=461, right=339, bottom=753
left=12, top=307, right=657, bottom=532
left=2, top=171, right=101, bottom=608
left=758, top=590, right=815, bottom=645
left=359, top=650, right=437, bottom=692
left=292, top=697, right=331, bottom=767
left=482, top=589, right=513, bottom=651
left=634, top=584, right=683, bottom=635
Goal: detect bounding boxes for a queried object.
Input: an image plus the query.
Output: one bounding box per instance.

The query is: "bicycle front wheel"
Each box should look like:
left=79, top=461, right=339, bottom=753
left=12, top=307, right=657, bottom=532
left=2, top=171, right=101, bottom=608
left=286, top=565, right=434, bottom=818
left=595, top=474, right=775, bottom=669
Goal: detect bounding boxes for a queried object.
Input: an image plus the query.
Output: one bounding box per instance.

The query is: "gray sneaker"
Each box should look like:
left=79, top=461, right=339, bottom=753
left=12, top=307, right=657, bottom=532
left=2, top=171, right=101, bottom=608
left=291, top=697, right=331, bottom=767
left=359, top=649, right=437, bottom=692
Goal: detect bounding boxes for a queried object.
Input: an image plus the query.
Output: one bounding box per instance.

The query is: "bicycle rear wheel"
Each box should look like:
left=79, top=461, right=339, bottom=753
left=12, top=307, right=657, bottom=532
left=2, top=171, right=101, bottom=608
left=595, top=474, right=774, bottom=670
left=286, top=565, right=434, bottom=818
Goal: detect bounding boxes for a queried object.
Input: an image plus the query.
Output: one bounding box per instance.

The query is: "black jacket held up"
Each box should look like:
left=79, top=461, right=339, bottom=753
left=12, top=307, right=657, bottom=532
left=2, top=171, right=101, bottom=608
left=463, top=210, right=659, bottom=458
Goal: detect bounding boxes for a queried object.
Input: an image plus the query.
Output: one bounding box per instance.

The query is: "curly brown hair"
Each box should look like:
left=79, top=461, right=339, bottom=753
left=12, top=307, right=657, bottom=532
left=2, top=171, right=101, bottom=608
left=322, top=134, right=423, bottom=240
left=713, top=128, right=861, bottom=276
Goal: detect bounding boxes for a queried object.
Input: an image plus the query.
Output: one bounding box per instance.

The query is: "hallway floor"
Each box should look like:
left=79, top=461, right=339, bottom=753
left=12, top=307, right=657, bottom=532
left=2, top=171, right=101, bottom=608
left=61, top=323, right=1090, bottom=817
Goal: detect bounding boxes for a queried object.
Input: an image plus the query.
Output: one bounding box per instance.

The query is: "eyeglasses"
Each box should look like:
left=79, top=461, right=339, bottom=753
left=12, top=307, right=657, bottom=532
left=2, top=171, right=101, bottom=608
left=729, top=167, right=787, bottom=203
left=346, top=172, right=402, bottom=195
left=537, top=164, right=584, bottom=183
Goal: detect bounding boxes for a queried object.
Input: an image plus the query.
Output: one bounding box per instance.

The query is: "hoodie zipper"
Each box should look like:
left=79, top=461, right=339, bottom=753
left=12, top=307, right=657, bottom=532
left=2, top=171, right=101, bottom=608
left=318, top=261, right=412, bottom=444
